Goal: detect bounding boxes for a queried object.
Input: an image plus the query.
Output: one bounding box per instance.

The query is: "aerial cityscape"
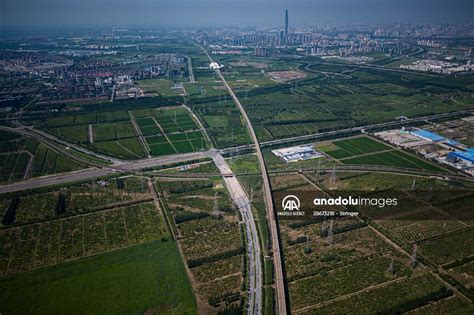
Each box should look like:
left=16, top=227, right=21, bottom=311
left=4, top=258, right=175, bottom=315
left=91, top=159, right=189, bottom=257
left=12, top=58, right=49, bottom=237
left=0, top=0, right=473, bottom=314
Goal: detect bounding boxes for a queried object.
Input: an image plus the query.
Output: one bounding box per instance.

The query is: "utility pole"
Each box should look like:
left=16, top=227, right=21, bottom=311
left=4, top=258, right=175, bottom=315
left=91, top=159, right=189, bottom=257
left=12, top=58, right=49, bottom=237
left=387, top=258, right=394, bottom=274
left=410, top=243, right=418, bottom=268
left=330, top=164, right=337, bottom=184
left=316, top=158, right=321, bottom=177
left=326, top=219, right=334, bottom=245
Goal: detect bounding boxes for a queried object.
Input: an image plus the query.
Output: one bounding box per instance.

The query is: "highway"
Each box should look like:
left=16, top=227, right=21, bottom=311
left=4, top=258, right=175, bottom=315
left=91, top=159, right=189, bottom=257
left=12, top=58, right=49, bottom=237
left=0, top=150, right=214, bottom=194
left=212, top=151, right=262, bottom=315
left=0, top=168, right=114, bottom=194
left=2, top=105, right=473, bottom=195
left=0, top=125, right=122, bottom=166
left=260, top=109, right=474, bottom=147
left=218, top=70, right=287, bottom=315
left=196, top=41, right=287, bottom=314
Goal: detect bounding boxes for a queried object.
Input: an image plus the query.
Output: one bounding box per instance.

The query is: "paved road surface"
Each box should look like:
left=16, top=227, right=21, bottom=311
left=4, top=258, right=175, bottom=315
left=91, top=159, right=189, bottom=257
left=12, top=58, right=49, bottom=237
left=0, top=150, right=213, bottom=194
left=0, top=168, right=114, bottom=194
left=212, top=151, right=262, bottom=315
left=196, top=40, right=286, bottom=314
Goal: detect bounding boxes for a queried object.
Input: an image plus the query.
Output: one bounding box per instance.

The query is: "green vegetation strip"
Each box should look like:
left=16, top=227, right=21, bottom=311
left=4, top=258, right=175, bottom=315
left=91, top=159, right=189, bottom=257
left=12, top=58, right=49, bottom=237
left=0, top=240, right=196, bottom=315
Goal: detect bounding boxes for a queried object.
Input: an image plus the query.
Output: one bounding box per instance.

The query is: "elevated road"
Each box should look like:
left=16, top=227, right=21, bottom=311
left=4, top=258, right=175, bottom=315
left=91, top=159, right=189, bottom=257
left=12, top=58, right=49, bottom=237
left=0, top=150, right=214, bottom=194
left=0, top=125, right=122, bottom=165
left=196, top=41, right=287, bottom=314
left=212, top=151, right=262, bottom=315
left=261, top=109, right=474, bottom=148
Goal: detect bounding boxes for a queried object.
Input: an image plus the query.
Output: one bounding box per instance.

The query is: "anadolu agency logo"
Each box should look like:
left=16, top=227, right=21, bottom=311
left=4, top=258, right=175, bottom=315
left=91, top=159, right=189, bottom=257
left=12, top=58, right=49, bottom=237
left=278, top=195, right=304, bottom=216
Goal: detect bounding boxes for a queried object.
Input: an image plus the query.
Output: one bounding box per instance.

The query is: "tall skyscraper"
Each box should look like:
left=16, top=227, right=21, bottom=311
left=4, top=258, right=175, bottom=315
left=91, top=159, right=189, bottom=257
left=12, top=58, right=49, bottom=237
left=284, top=9, right=289, bottom=36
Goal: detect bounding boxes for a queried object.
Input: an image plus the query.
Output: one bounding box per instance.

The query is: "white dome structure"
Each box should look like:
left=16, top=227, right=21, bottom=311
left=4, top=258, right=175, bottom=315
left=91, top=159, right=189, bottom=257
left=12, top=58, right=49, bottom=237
left=209, top=62, right=222, bottom=70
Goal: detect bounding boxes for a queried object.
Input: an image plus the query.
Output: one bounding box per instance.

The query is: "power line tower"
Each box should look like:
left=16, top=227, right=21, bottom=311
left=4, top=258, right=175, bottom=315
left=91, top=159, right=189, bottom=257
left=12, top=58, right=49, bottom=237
left=304, top=235, right=312, bottom=254
left=326, top=219, right=334, bottom=245
left=321, top=215, right=327, bottom=234
left=387, top=258, right=394, bottom=274
left=330, top=164, right=337, bottom=184
left=316, top=158, right=321, bottom=177
left=212, top=191, right=220, bottom=217
left=250, top=187, right=253, bottom=203
left=410, top=243, right=418, bottom=268
left=410, top=178, right=416, bottom=191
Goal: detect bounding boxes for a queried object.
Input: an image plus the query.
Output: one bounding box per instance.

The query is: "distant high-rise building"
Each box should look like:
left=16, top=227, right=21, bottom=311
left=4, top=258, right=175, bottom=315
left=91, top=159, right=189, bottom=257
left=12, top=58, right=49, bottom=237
left=284, top=9, right=289, bottom=36
left=279, top=30, right=285, bottom=44
left=254, top=47, right=269, bottom=57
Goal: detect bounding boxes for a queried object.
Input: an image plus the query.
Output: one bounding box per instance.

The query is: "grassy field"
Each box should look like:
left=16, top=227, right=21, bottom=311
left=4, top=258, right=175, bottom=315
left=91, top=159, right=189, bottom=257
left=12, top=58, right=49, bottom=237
left=0, top=130, right=84, bottom=182
left=226, top=154, right=259, bottom=173
left=340, top=150, right=446, bottom=172
left=137, top=78, right=185, bottom=97
left=319, top=136, right=391, bottom=158
left=133, top=106, right=208, bottom=157
left=318, top=136, right=446, bottom=172
left=0, top=240, right=196, bottom=315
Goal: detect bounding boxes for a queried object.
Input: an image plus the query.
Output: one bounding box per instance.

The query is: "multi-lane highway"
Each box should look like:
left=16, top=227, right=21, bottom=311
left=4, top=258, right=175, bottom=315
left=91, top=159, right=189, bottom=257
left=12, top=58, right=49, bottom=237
left=195, top=41, right=287, bottom=314
left=212, top=151, right=262, bottom=315
left=0, top=150, right=214, bottom=194
left=261, top=109, right=474, bottom=148
left=216, top=69, right=288, bottom=315
left=1, top=56, right=472, bottom=315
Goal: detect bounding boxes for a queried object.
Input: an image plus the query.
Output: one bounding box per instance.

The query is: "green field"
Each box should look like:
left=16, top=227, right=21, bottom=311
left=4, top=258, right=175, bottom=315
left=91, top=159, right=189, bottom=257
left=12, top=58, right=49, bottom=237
left=39, top=106, right=210, bottom=159
left=136, top=78, right=185, bottom=97
left=341, top=150, right=446, bottom=172
left=318, top=136, right=446, bottom=172
left=132, top=106, right=208, bottom=157
left=229, top=61, right=474, bottom=142
left=0, top=131, right=84, bottom=182
left=0, top=240, right=196, bottom=315
left=319, top=136, right=391, bottom=158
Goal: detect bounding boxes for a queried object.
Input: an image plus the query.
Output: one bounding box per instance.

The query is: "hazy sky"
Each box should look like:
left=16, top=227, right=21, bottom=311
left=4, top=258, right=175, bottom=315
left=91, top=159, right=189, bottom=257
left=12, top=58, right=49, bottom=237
left=1, top=0, right=473, bottom=30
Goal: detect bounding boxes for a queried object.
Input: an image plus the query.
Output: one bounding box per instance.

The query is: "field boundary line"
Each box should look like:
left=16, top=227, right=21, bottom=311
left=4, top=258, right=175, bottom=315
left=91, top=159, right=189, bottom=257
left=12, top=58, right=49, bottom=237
left=151, top=117, right=178, bottom=154
left=294, top=275, right=412, bottom=314
left=128, top=111, right=151, bottom=158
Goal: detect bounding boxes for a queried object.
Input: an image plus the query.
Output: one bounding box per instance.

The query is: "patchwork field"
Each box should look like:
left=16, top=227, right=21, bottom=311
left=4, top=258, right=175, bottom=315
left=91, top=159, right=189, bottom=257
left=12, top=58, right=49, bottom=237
left=36, top=105, right=208, bottom=159
left=42, top=109, right=145, bottom=159
left=191, top=98, right=251, bottom=148
left=271, top=172, right=473, bottom=314
left=0, top=176, right=169, bottom=274
left=317, top=136, right=447, bottom=172
left=234, top=63, right=473, bottom=142
left=0, top=172, right=197, bottom=314
left=132, top=106, right=208, bottom=156
left=0, top=130, right=84, bottom=182
left=156, top=179, right=245, bottom=313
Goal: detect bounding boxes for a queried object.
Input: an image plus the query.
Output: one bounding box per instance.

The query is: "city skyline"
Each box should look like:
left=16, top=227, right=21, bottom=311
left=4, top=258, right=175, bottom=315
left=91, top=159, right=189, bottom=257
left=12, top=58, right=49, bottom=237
left=1, top=0, right=473, bottom=30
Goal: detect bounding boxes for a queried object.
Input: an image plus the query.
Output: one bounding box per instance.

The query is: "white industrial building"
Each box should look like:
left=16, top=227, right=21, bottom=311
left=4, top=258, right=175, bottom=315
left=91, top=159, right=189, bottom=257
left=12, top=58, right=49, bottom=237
left=272, top=145, right=323, bottom=163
